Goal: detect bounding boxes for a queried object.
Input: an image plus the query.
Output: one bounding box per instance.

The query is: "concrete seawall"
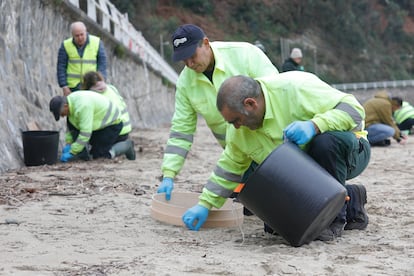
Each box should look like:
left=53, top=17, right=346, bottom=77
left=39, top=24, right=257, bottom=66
left=0, top=0, right=175, bottom=172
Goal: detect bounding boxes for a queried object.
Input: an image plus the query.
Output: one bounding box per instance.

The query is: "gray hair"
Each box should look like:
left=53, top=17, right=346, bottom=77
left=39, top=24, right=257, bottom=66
left=217, top=75, right=261, bottom=113
left=70, top=21, right=86, bottom=33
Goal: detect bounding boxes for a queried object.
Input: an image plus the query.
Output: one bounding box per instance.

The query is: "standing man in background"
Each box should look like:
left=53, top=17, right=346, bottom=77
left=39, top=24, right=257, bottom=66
left=282, top=48, right=304, bottom=72
left=57, top=21, right=107, bottom=96
left=157, top=24, right=279, bottom=201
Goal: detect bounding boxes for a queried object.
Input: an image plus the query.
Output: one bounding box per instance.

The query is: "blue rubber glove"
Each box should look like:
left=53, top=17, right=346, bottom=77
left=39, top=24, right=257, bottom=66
left=182, top=204, right=209, bottom=231
left=62, top=144, right=71, bottom=154
left=157, top=177, right=174, bottom=200
left=284, top=121, right=316, bottom=145
left=60, top=152, right=74, bottom=162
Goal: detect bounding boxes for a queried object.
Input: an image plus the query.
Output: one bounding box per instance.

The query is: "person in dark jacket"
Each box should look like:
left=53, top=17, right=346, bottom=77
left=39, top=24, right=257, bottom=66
left=57, top=21, right=107, bottom=96
left=282, top=48, right=304, bottom=72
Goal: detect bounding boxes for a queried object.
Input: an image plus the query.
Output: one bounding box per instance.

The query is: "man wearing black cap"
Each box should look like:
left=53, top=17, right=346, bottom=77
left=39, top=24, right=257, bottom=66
left=157, top=24, right=279, bottom=201
left=49, top=92, right=135, bottom=162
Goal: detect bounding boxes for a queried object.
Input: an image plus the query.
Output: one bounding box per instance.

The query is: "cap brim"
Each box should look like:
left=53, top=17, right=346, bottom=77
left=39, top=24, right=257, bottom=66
left=172, top=42, right=199, bottom=62
left=53, top=110, right=60, bottom=121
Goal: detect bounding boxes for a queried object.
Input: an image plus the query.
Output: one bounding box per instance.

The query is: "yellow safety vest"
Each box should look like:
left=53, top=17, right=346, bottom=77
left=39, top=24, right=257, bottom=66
left=64, top=35, right=100, bottom=88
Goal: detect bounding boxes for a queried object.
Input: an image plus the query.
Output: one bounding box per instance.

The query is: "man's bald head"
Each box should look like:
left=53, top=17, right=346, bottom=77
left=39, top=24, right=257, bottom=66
left=217, top=75, right=266, bottom=130
left=217, top=75, right=261, bottom=113
left=70, top=21, right=87, bottom=47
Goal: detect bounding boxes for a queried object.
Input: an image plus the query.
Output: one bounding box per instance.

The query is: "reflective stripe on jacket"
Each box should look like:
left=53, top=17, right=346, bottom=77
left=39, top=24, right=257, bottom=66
left=394, top=101, right=414, bottom=124
left=65, top=91, right=122, bottom=154
left=102, top=84, right=131, bottom=135
left=161, top=41, right=279, bottom=178
left=199, top=71, right=366, bottom=209
left=64, top=35, right=100, bottom=88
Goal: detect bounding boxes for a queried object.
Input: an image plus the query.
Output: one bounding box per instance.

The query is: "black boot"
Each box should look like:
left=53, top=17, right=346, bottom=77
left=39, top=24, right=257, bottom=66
left=315, top=221, right=345, bottom=241
left=75, top=148, right=91, bottom=161
left=316, top=204, right=346, bottom=241
left=344, top=184, right=369, bottom=230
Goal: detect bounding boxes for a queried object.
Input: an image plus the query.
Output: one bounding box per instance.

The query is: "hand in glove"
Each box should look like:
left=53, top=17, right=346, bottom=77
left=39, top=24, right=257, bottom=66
left=157, top=177, right=174, bottom=200
left=62, top=144, right=71, bottom=154
left=60, top=152, right=74, bottom=162
left=182, top=204, right=209, bottom=231
left=284, top=121, right=317, bottom=145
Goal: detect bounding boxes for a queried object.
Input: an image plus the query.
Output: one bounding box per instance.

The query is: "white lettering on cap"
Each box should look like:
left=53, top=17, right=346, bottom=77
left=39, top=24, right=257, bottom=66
left=174, top=37, right=187, bottom=47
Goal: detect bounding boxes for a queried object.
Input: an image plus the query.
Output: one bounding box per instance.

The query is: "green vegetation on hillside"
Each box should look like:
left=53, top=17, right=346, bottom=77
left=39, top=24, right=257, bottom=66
left=111, top=0, right=414, bottom=83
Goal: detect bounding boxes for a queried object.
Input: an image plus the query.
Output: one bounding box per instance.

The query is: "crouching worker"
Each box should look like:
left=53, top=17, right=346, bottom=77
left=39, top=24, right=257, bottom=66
left=49, top=92, right=135, bottom=162
left=182, top=72, right=371, bottom=241
left=81, top=71, right=132, bottom=140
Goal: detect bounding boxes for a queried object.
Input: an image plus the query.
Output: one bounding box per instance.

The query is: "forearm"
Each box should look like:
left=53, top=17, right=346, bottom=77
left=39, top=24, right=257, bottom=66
left=57, top=45, right=69, bottom=87
left=97, top=41, right=107, bottom=79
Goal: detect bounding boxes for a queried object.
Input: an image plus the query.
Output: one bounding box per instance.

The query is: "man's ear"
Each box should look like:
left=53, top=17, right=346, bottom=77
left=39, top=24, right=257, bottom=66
left=62, top=104, right=69, bottom=114
left=202, top=37, right=210, bottom=47
left=243, top=98, right=257, bottom=110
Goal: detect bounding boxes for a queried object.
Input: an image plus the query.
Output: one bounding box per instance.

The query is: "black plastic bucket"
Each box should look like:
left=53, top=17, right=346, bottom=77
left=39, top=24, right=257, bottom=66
left=238, top=142, right=346, bottom=247
left=22, top=131, right=59, bottom=166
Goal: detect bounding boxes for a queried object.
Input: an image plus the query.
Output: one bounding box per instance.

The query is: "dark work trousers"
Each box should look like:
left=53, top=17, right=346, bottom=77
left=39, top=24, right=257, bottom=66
left=306, top=131, right=371, bottom=224
left=67, top=121, right=123, bottom=159
left=398, top=118, right=414, bottom=131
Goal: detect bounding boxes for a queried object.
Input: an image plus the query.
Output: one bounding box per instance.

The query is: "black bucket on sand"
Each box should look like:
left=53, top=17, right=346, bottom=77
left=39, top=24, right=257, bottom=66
left=238, top=142, right=346, bottom=247
left=22, top=131, right=59, bottom=166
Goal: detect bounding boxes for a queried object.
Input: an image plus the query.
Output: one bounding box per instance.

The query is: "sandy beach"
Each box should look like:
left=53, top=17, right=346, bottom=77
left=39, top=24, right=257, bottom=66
left=0, top=118, right=413, bottom=275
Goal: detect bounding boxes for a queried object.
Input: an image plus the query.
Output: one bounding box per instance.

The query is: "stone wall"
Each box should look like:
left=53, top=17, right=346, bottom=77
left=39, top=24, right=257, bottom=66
left=0, top=0, right=175, bottom=172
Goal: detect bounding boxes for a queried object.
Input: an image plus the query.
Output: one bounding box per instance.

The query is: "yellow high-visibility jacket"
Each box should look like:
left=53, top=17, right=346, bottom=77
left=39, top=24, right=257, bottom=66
left=161, top=41, right=279, bottom=179
left=65, top=91, right=122, bottom=154
left=394, top=101, right=414, bottom=124
left=101, top=84, right=131, bottom=136
left=199, top=71, right=367, bottom=209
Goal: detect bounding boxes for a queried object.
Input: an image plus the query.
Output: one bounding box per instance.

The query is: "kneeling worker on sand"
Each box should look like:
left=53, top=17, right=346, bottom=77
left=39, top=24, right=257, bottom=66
left=81, top=71, right=132, bottom=140
left=363, top=91, right=407, bottom=146
left=182, top=72, right=371, bottom=241
left=49, top=92, right=135, bottom=162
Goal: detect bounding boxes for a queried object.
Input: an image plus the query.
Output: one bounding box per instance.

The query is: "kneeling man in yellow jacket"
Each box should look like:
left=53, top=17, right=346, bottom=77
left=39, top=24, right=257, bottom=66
left=49, top=91, right=135, bottom=162
left=182, top=72, right=371, bottom=241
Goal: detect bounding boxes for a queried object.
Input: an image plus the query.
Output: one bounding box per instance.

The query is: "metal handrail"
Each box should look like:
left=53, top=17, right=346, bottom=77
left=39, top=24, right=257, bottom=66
left=67, top=0, right=178, bottom=84
left=332, top=80, right=414, bottom=91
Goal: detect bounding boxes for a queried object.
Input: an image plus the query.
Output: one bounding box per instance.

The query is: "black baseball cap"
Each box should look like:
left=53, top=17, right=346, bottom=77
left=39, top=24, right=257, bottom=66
left=171, top=24, right=205, bottom=62
left=49, top=96, right=64, bottom=121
